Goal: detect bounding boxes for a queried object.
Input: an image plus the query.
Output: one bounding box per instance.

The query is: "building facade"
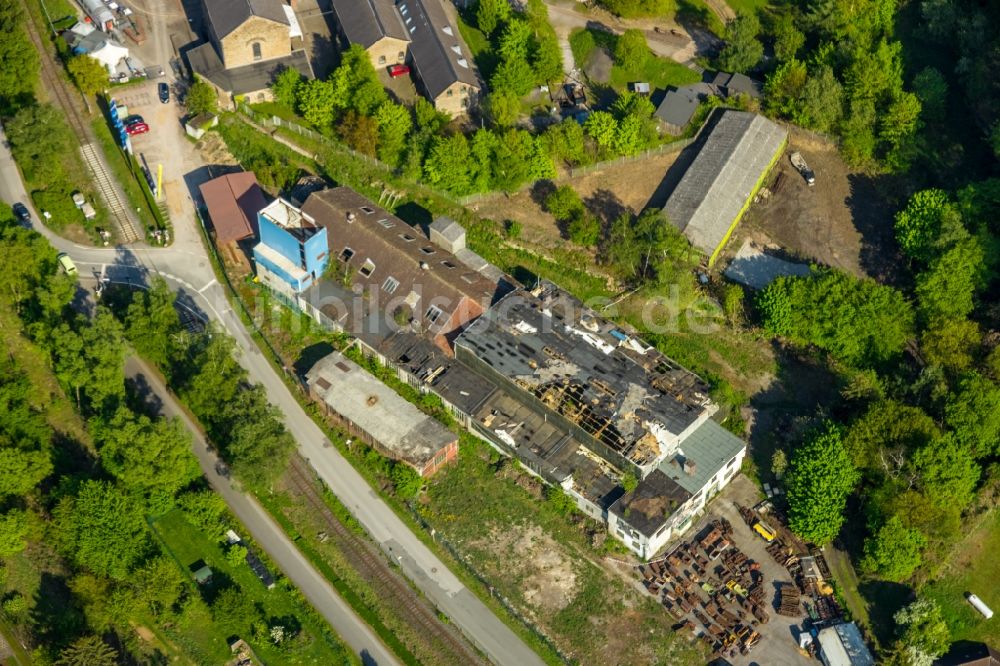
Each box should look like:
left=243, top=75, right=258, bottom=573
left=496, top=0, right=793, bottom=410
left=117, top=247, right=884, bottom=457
left=253, top=198, right=328, bottom=296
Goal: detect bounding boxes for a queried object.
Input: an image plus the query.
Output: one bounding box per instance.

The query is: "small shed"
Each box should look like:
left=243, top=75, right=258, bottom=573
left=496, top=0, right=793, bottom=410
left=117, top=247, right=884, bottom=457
left=629, top=81, right=650, bottom=95
left=817, top=622, right=874, bottom=666
left=654, top=83, right=712, bottom=135
left=199, top=171, right=267, bottom=244
left=192, top=564, right=214, bottom=585
left=185, top=112, right=218, bottom=139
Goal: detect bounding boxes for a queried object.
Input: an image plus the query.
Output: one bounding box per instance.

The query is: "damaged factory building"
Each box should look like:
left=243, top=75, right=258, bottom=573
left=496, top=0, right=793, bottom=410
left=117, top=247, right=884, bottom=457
left=453, top=282, right=747, bottom=559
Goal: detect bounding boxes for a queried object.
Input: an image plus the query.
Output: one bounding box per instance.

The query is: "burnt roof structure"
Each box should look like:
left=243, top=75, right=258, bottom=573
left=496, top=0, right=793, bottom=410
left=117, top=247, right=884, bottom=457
left=608, top=470, right=691, bottom=538
left=663, top=110, right=787, bottom=265
left=455, top=281, right=715, bottom=474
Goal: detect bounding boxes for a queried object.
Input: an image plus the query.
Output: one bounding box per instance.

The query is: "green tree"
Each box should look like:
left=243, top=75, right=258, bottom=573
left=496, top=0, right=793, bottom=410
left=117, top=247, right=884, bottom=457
left=912, top=67, right=948, bottom=125
left=491, top=57, right=535, bottom=96
left=374, top=102, right=412, bottom=167
left=614, top=29, right=649, bottom=73
left=5, top=104, right=72, bottom=184
left=893, top=599, right=951, bottom=664
left=211, top=586, right=263, bottom=636
left=912, top=434, right=979, bottom=509
left=785, top=424, right=859, bottom=544
left=920, top=318, right=981, bottom=372
left=391, top=463, right=422, bottom=499
left=485, top=90, right=521, bottom=128
left=894, top=190, right=952, bottom=262
left=226, top=543, right=248, bottom=568
left=544, top=185, right=584, bottom=221
left=54, top=636, right=119, bottom=666
left=879, top=91, right=922, bottom=172
left=717, top=13, right=763, bottom=73
left=771, top=450, right=788, bottom=478
left=423, top=134, right=472, bottom=194
left=597, top=0, right=675, bottom=17
left=92, top=407, right=200, bottom=500
left=0, top=448, right=51, bottom=499
left=491, top=130, right=554, bottom=192
left=54, top=480, right=153, bottom=580
left=297, top=79, right=337, bottom=128
left=915, top=237, right=984, bottom=322
left=0, top=509, right=28, bottom=557
left=722, top=283, right=745, bottom=324
left=0, top=2, right=38, bottom=111
left=799, top=65, right=843, bottom=132
left=844, top=401, right=939, bottom=476
left=337, top=110, right=379, bottom=156
left=178, top=489, right=228, bottom=534
left=860, top=515, right=925, bottom=581
left=772, top=13, right=805, bottom=62
left=944, top=373, right=1000, bottom=458
left=476, top=0, right=510, bottom=36
left=126, top=276, right=181, bottom=369
left=329, top=44, right=387, bottom=115
left=271, top=67, right=303, bottom=109
left=543, top=119, right=589, bottom=167
left=186, top=78, right=218, bottom=116
left=567, top=213, right=601, bottom=247
left=584, top=111, right=618, bottom=151
left=66, top=55, right=108, bottom=96
left=765, top=59, right=808, bottom=118
left=622, top=470, right=638, bottom=493
left=758, top=270, right=914, bottom=366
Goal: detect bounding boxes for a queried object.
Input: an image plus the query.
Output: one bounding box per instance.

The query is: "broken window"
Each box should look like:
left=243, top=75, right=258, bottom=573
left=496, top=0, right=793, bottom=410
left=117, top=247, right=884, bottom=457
left=359, top=259, right=376, bottom=277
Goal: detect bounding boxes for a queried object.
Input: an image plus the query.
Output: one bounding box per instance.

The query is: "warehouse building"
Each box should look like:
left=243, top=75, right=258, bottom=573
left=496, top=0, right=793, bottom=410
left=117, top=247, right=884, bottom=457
left=663, top=110, right=787, bottom=265
left=306, top=351, right=459, bottom=476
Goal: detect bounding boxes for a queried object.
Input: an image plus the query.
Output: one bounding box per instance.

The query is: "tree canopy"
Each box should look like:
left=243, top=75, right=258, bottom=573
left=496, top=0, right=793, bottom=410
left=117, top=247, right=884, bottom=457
left=785, top=424, right=859, bottom=545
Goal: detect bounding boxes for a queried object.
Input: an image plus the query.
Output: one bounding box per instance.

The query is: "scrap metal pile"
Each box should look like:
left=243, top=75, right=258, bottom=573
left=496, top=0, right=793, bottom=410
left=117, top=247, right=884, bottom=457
left=738, top=503, right=844, bottom=624
left=638, top=518, right=767, bottom=658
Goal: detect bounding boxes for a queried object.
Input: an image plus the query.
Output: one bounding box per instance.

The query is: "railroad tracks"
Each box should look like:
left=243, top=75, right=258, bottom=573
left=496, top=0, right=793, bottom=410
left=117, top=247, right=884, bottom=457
left=285, top=457, right=487, bottom=666
left=21, top=1, right=143, bottom=243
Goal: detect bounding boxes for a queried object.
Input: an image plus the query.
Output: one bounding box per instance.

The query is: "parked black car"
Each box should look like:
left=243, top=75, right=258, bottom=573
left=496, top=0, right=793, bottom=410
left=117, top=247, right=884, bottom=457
left=12, top=202, right=30, bottom=223
left=158, top=82, right=170, bottom=104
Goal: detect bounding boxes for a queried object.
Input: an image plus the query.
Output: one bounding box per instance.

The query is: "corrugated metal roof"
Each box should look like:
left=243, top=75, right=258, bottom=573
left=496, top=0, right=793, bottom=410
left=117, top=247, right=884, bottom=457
left=817, top=623, right=874, bottom=666
left=306, top=351, right=456, bottom=469
left=663, top=110, right=787, bottom=260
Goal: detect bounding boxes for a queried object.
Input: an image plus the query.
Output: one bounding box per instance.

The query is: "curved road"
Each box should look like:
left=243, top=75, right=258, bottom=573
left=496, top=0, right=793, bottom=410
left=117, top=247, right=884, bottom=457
left=0, top=114, right=544, bottom=665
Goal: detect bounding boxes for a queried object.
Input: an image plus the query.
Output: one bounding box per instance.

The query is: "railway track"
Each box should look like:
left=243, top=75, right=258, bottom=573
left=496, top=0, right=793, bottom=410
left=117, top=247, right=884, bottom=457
left=285, top=456, right=487, bottom=666
left=21, top=1, right=143, bottom=243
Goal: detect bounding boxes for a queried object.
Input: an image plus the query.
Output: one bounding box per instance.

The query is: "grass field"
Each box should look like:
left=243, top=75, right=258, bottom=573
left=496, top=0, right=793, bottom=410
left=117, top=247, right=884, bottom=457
left=723, top=0, right=771, bottom=16
left=923, top=512, right=1000, bottom=645
left=570, top=28, right=700, bottom=94
left=150, top=509, right=353, bottom=664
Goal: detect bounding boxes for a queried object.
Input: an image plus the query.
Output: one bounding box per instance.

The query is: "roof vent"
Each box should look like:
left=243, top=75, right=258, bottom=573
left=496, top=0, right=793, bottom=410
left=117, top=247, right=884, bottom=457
left=683, top=459, right=697, bottom=475
left=366, top=395, right=378, bottom=406
left=347, top=212, right=356, bottom=223
left=420, top=261, right=429, bottom=270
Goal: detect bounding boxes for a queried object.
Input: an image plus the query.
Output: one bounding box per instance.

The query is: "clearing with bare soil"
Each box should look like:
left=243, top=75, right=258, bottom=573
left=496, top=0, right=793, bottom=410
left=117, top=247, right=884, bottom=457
left=734, top=128, right=897, bottom=280
left=471, top=148, right=683, bottom=252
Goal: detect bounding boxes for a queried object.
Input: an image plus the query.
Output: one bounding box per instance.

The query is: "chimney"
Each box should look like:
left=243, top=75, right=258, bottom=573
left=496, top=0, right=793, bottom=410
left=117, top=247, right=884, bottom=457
left=683, top=459, right=696, bottom=476
left=420, top=261, right=429, bottom=270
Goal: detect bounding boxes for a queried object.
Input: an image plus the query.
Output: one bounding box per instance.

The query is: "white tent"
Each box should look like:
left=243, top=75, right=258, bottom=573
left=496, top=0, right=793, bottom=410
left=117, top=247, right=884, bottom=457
left=88, top=38, right=129, bottom=73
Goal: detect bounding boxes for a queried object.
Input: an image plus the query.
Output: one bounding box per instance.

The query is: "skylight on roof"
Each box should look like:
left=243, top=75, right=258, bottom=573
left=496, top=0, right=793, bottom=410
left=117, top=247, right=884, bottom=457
left=377, top=218, right=395, bottom=229
left=442, top=25, right=452, bottom=35
left=457, top=58, right=469, bottom=68
left=360, top=206, right=375, bottom=214
left=451, top=45, right=461, bottom=54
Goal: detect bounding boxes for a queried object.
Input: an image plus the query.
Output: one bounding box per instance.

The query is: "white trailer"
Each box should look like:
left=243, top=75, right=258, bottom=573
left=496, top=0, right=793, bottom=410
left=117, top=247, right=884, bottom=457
left=967, top=593, right=994, bottom=619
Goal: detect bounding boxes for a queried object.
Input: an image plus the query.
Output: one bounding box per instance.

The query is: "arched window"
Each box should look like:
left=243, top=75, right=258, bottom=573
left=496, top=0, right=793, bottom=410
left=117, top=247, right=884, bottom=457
left=252, top=42, right=262, bottom=61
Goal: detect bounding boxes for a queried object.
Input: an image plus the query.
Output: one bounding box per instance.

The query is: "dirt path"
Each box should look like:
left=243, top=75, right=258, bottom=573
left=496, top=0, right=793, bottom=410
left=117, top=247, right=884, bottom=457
left=544, top=0, right=707, bottom=66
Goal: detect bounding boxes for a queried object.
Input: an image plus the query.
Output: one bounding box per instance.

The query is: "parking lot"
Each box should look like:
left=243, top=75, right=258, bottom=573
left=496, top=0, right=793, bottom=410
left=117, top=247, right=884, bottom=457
left=111, top=80, right=207, bottom=228
left=637, top=476, right=815, bottom=666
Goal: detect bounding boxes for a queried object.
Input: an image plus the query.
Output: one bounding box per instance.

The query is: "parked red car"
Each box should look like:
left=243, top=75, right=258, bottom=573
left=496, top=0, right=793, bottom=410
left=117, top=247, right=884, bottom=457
left=388, top=64, right=410, bottom=77
left=125, top=122, right=149, bottom=136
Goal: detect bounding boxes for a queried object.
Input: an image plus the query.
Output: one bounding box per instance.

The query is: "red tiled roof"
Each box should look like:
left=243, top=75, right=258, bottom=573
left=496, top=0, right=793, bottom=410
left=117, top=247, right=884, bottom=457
left=199, top=172, right=267, bottom=243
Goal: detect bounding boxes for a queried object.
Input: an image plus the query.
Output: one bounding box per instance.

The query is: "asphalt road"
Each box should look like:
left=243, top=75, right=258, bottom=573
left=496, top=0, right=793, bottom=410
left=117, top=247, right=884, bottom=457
left=125, top=357, right=400, bottom=666
left=1, top=111, right=545, bottom=664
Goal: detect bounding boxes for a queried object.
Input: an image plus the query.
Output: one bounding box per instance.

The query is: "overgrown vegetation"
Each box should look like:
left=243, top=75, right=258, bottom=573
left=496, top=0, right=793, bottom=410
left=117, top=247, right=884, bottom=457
left=0, top=209, right=350, bottom=663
